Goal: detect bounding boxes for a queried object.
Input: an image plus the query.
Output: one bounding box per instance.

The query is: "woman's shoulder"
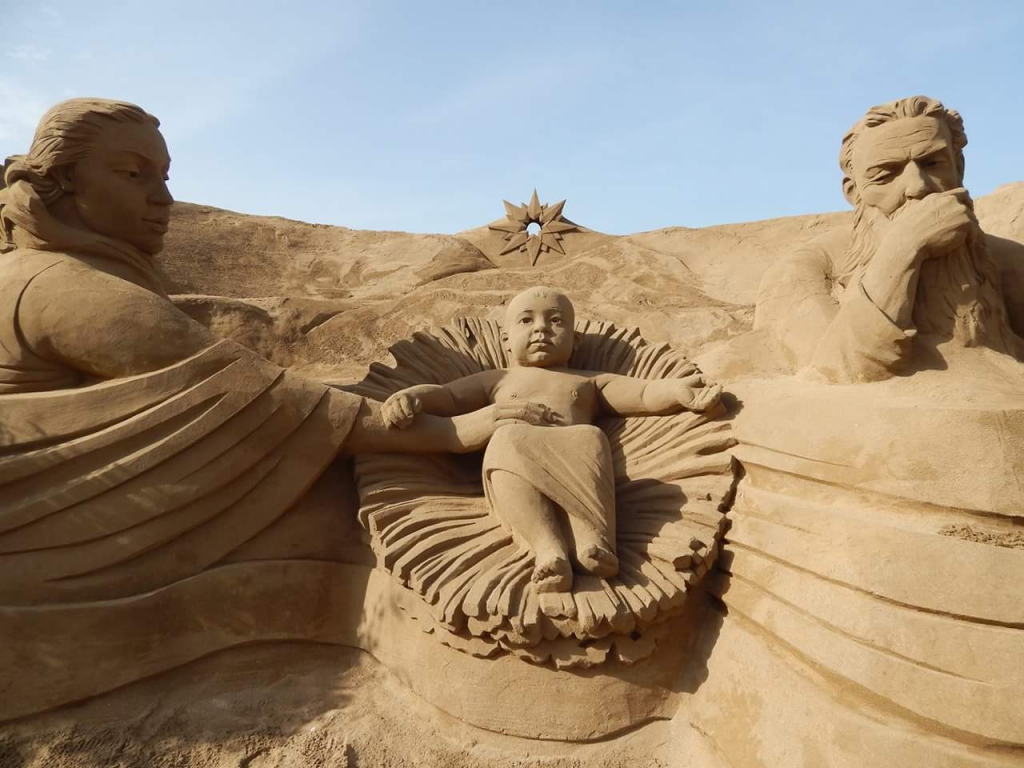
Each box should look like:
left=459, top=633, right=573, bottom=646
left=0, top=248, right=81, bottom=282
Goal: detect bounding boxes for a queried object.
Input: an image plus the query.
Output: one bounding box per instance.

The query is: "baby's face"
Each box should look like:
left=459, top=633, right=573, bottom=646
left=504, top=291, right=575, bottom=367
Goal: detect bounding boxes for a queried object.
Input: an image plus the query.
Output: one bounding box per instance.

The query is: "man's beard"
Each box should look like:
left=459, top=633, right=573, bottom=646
left=836, top=201, right=1015, bottom=351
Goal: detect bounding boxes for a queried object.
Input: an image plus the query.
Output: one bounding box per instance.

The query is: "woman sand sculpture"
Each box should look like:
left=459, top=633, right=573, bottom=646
left=382, top=286, right=722, bottom=597
left=0, top=98, right=558, bottom=604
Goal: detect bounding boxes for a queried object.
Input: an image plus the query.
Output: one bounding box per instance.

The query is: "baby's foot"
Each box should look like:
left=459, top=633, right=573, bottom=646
left=577, top=544, right=619, bottom=578
left=532, top=554, right=573, bottom=594
left=538, top=590, right=577, bottom=619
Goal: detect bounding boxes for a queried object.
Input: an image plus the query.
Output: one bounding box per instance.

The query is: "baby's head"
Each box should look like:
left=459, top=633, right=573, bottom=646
left=502, top=286, right=578, bottom=368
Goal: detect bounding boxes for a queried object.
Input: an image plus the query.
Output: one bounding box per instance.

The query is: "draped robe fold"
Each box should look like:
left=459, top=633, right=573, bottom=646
left=482, top=424, right=616, bottom=548
left=0, top=340, right=360, bottom=605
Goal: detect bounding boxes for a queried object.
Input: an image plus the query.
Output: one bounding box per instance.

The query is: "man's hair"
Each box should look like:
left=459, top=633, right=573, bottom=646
left=3, top=98, right=159, bottom=205
left=839, top=95, right=967, bottom=205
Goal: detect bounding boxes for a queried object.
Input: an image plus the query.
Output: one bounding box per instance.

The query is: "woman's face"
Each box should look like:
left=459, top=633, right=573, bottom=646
left=65, top=120, right=173, bottom=254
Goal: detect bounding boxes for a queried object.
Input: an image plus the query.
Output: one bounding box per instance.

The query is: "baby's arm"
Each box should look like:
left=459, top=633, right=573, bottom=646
left=382, top=370, right=504, bottom=428
left=593, top=373, right=721, bottom=417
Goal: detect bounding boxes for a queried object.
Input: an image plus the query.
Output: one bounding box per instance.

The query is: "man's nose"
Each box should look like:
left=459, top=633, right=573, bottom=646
left=900, top=161, right=933, bottom=201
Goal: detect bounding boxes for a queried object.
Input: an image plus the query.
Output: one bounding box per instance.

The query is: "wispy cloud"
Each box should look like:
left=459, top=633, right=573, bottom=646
left=39, top=6, right=63, bottom=26
left=0, top=78, right=48, bottom=144
left=7, top=44, right=52, bottom=63
left=406, top=48, right=610, bottom=126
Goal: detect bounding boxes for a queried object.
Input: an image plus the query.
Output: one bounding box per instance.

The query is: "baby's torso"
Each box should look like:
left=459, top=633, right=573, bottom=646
left=491, top=367, right=598, bottom=426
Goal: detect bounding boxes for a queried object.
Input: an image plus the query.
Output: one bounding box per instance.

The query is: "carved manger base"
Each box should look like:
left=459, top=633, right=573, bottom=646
left=351, top=318, right=737, bottom=668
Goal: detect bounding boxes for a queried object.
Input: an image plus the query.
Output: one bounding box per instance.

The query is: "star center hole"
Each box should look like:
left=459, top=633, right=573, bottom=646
left=526, top=221, right=542, bottom=236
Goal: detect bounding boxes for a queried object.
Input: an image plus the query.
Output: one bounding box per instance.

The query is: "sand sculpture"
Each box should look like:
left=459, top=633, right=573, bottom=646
left=0, top=99, right=568, bottom=710
left=742, top=95, right=1024, bottom=381
left=2, top=94, right=1023, bottom=767
left=692, top=95, right=1024, bottom=765
left=353, top=287, right=734, bottom=665
left=488, top=189, right=578, bottom=264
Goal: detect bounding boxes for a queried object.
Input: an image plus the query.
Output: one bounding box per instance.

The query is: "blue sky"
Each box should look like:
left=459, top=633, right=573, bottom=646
left=2, top=1, right=1022, bottom=234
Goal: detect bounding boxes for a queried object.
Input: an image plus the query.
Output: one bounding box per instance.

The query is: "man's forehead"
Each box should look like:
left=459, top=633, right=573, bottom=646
left=853, top=116, right=951, bottom=170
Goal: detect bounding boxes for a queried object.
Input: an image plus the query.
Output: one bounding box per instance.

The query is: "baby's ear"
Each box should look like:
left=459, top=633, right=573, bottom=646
left=500, top=330, right=509, bottom=344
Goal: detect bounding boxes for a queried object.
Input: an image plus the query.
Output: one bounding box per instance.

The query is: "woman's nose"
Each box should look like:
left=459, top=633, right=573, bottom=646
left=150, top=179, right=174, bottom=206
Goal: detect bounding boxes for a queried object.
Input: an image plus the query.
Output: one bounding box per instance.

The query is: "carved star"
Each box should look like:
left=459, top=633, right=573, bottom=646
left=488, top=189, right=578, bottom=265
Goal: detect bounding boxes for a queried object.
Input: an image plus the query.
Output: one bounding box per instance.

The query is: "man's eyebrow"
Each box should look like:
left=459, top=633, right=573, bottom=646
left=864, top=159, right=904, bottom=173
left=911, top=141, right=950, bottom=160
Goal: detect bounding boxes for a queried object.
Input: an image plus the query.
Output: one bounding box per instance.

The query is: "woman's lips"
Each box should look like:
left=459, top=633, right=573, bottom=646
left=143, top=219, right=169, bottom=233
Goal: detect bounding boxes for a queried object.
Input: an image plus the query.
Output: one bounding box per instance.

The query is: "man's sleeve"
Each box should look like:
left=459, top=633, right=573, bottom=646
left=756, top=247, right=911, bottom=383
left=802, top=281, right=914, bottom=383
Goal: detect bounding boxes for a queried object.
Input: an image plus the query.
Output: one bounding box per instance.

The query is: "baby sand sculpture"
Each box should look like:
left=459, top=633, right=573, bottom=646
left=382, top=287, right=722, bottom=601
left=353, top=294, right=735, bottom=666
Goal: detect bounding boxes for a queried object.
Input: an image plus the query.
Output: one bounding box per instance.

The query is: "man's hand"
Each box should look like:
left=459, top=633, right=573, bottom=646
left=884, top=188, right=977, bottom=265
left=382, top=389, right=422, bottom=429
left=454, top=401, right=564, bottom=453
left=492, top=401, right=565, bottom=427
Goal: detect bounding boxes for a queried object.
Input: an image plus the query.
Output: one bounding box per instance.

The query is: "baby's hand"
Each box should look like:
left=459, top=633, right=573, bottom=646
left=383, top=389, right=422, bottom=429
left=678, top=380, right=722, bottom=412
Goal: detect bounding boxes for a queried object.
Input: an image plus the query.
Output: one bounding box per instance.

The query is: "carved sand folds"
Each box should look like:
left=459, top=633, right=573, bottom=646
left=0, top=341, right=352, bottom=605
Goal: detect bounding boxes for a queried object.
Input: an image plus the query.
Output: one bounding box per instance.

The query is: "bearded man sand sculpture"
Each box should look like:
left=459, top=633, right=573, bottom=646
left=687, top=95, right=1024, bottom=765
left=753, top=95, right=1024, bottom=381
left=382, top=287, right=722, bottom=602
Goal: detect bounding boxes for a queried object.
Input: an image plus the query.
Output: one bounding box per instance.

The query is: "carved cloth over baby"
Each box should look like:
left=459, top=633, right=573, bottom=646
left=0, top=340, right=360, bottom=605
left=482, top=424, right=616, bottom=549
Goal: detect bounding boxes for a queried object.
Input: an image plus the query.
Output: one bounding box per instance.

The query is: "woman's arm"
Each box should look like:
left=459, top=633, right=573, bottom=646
left=343, top=398, right=557, bottom=455
left=382, top=370, right=502, bottom=428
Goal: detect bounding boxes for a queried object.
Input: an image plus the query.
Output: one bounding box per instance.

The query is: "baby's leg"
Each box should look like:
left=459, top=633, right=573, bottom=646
left=565, top=516, right=619, bottom=578
left=488, top=470, right=572, bottom=594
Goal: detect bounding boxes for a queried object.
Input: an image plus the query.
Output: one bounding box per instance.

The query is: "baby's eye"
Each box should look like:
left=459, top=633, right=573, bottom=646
left=519, top=317, right=532, bottom=325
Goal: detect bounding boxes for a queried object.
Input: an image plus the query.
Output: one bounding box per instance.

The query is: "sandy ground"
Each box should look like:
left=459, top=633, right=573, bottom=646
left=1, top=643, right=719, bottom=768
